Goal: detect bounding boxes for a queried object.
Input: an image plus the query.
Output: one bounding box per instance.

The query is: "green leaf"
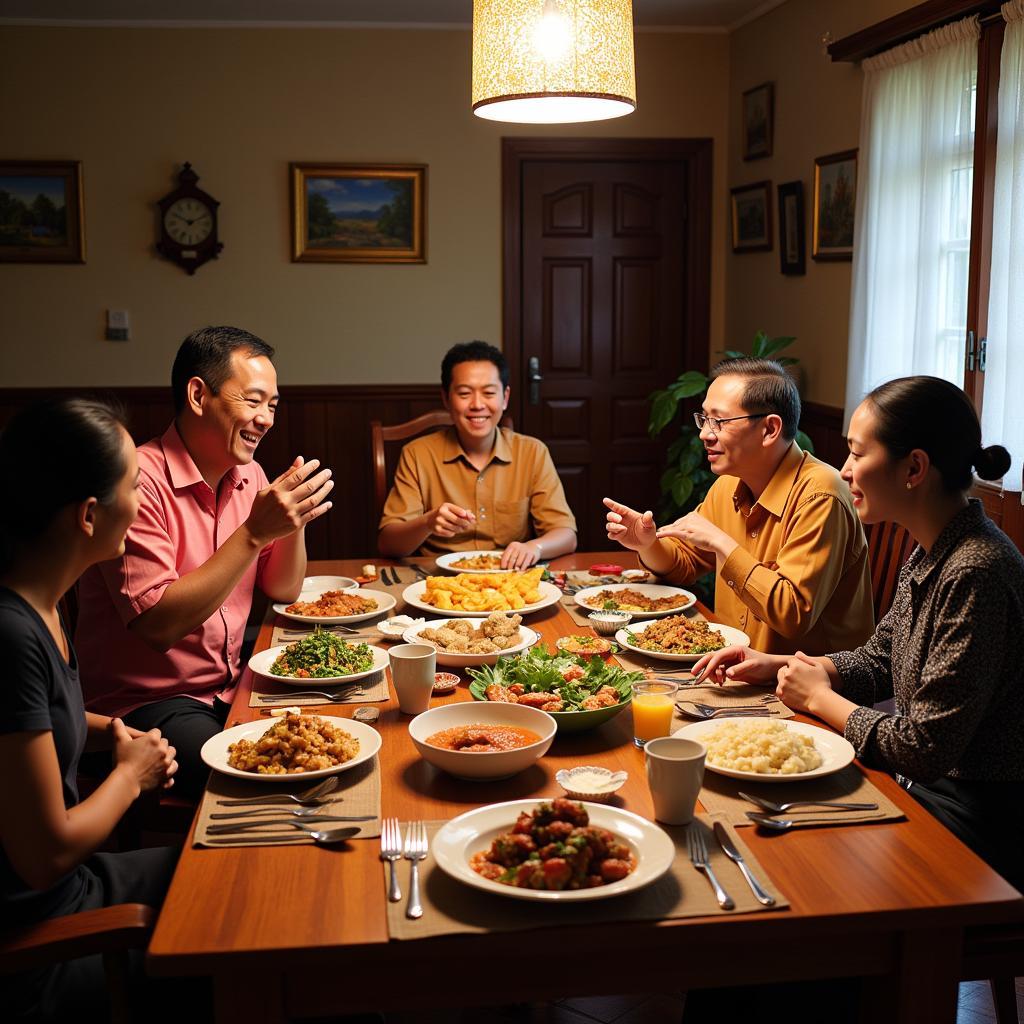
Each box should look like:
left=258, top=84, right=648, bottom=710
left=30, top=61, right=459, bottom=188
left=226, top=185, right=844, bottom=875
left=795, top=428, right=815, bottom=453
left=648, top=390, right=679, bottom=437
left=752, top=329, right=770, bottom=356
left=661, top=466, right=682, bottom=492
left=670, top=371, right=709, bottom=399
left=671, top=475, right=694, bottom=507
left=758, top=335, right=798, bottom=358
left=776, top=356, right=798, bottom=367
left=720, top=349, right=746, bottom=360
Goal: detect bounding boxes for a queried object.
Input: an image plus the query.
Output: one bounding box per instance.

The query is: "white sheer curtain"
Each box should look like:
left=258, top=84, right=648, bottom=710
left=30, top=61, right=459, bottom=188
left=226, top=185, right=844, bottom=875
left=845, top=17, right=979, bottom=429
left=981, top=0, right=1024, bottom=488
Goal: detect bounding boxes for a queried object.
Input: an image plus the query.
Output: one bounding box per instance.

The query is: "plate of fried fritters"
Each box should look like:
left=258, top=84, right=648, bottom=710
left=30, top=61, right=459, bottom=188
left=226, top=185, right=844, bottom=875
left=402, top=568, right=561, bottom=617
left=402, top=612, right=541, bottom=667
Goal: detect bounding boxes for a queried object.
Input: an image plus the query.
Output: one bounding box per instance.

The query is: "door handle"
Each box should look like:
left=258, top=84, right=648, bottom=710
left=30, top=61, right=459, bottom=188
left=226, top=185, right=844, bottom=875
left=528, top=356, right=543, bottom=406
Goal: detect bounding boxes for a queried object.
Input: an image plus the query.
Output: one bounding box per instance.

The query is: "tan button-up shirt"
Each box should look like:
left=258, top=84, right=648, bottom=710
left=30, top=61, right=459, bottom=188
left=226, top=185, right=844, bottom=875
left=379, top=427, right=577, bottom=557
left=649, top=444, right=874, bottom=656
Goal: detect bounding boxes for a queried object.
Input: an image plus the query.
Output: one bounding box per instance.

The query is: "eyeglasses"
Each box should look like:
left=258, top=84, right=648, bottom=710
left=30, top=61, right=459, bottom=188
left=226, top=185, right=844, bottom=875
left=693, top=412, right=768, bottom=434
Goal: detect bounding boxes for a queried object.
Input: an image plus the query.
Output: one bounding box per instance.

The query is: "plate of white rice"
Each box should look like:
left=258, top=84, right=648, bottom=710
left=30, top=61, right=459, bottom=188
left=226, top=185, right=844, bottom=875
left=674, top=718, right=855, bottom=782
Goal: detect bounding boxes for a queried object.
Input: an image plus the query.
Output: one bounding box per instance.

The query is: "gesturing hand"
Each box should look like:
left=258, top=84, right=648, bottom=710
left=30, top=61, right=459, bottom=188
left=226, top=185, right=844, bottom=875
left=691, top=646, right=782, bottom=686
left=430, top=502, right=476, bottom=538
left=603, top=497, right=657, bottom=551
left=656, top=511, right=737, bottom=559
left=112, top=719, right=178, bottom=793
left=246, top=456, right=334, bottom=545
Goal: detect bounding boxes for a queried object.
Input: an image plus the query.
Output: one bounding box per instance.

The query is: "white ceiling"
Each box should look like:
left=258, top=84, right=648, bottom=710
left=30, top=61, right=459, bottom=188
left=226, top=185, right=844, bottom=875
left=0, top=0, right=786, bottom=31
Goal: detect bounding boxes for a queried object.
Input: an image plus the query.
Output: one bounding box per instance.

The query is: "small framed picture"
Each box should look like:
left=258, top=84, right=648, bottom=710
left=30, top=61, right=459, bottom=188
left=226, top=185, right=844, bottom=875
left=742, top=82, right=774, bottom=161
left=730, top=181, right=772, bottom=253
left=813, top=150, right=857, bottom=261
left=777, top=181, right=805, bottom=276
left=0, top=160, right=85, bottom=263
left=291, top=163, right=426, bottom=263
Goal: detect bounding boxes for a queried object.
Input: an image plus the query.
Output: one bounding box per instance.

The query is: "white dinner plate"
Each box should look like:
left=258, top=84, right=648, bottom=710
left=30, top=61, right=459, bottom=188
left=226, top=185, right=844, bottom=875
left=273, top=589, right=396, bottom=625
left=615, top=619, right=750, bottom=663
left=401, top=579, right=562, bottom=618
left=573, top=583, right=697, bottom=619
left=673, top=718, right=856, bottom=782
left=401, top=617, right=541, bottom=667
left=200, top=716, right=381, bottom=781
left=435, top=550, right=511, bottom=574
left=248, top=641, right=390, bottom=687
left=432, top=799, right=675, bottom=902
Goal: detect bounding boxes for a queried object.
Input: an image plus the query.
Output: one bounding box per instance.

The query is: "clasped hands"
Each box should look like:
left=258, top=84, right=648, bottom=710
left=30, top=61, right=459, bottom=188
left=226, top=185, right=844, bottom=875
left=691, top=645, right=833, bottom=715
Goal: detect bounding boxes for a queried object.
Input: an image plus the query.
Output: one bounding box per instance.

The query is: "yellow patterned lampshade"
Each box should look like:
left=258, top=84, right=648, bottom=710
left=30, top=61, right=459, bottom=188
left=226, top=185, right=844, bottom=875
left=472, top=0, right=636, bottom=123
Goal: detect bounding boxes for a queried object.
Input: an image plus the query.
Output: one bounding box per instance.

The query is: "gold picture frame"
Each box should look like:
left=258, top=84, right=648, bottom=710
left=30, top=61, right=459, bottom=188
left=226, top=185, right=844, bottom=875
left=0, top=159, right=85, bottom=263
left=291, top=163, right=426, bottom=264
left=813, top=149, right=857, bottom=261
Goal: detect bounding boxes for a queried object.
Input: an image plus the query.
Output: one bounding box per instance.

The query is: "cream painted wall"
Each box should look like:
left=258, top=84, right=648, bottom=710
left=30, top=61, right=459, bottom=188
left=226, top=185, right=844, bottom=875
left=726, top=0, right=920, bottom=408
left=0, top=25, right=729, bottom=387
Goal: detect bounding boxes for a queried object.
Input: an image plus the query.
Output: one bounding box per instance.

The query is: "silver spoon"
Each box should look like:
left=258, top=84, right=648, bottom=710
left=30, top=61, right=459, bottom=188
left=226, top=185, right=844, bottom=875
left=740, top=792, right=878, bottom=814
left=207, top=815, right=375, bottom=835
left=746, top=812, right=796, bottom=831
left=204, top=826, right=361, bottom=846
left=210, top=805, right=346, bottom=820
left=216, top=775, right=341, bottom=807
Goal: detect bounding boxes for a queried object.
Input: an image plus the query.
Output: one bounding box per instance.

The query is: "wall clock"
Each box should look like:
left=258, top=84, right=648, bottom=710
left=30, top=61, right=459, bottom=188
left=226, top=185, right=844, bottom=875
left=156, top=162, right=223, bottom=274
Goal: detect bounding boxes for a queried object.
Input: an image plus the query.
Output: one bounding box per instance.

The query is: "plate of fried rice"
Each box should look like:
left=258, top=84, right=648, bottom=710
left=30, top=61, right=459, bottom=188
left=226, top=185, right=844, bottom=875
left=201, top=713, right=381, bottom=780
left=615, top=617, right=749, bottom=662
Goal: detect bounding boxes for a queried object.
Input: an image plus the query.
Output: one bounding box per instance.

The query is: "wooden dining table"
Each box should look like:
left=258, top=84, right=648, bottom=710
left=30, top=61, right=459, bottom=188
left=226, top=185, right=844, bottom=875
left=147, top=554, right=1023, bottom=1024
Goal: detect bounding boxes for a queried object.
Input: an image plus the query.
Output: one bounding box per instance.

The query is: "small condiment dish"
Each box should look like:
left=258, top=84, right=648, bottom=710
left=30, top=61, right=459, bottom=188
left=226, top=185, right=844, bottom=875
left=432, top=671, right=460, bottom=694
left=588, top=610, right=633, bottom=636
left=377, top=615, right=425, bottom=639
left=621, top=569, right=650, bottom=583
left=555, top=766, right=628, bottom=803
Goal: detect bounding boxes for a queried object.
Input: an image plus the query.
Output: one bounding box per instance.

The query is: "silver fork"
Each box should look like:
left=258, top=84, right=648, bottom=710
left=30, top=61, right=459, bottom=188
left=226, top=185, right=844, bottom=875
left=404, top=821, right=428, bottom=919
left=676, top=704, right=776, bottom=720
left=257, top=689, right=365, bottom=703
left=738, top=792, right=879, bottom=814
left=216, top=776, right=340, bottom=807
left=686, top=823, right=734, bottom=910
left=380, top=818, right=403, bottom=903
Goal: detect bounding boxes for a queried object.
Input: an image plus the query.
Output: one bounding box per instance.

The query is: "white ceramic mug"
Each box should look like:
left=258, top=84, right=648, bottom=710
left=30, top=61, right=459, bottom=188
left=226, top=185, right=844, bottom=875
left=644, top=736, right=707, bottom=825
left=389, top=643, right=437, bottom=715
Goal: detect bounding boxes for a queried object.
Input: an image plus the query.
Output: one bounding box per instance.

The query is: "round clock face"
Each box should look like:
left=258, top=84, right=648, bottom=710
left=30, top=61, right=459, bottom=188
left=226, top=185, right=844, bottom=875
left=164, top=197, right=213, bottom=246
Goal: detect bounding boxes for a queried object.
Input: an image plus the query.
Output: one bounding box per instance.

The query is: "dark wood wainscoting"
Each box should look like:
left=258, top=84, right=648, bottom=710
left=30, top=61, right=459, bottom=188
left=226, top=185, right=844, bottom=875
left=0, top=384, right=444, bottom=559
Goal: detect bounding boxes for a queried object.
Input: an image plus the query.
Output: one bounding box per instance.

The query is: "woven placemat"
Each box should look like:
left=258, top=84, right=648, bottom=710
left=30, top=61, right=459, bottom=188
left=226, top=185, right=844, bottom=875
left=249, top=669, right=390, bottom=707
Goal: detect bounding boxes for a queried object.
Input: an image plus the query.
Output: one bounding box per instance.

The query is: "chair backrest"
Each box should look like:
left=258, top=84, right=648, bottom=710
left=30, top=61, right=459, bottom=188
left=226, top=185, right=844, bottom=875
left=370, top=409, right=514, bottom=526
left=865, top=520, right=917, bottom=620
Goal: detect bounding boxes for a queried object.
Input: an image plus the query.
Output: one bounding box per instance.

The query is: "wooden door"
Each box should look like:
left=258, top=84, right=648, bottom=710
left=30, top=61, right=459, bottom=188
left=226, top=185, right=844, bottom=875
left=503, top=138, right=712, bottom=550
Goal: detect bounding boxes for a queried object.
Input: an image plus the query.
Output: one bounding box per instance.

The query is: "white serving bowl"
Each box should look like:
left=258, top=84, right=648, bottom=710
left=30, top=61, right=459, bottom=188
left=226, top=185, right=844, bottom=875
left=402, top=617, right=540, bottom=667
left=408, top=701, right=556, bottom=781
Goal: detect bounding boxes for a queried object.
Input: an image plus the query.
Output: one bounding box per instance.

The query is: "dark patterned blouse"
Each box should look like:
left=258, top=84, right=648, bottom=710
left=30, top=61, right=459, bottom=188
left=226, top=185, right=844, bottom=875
left=831, top=500, right=1024, bottom=784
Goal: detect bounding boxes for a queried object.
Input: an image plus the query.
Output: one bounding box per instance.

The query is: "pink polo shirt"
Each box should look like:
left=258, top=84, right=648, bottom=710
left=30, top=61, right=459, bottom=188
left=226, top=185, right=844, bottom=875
left=76, top=424, right=275, bottom=718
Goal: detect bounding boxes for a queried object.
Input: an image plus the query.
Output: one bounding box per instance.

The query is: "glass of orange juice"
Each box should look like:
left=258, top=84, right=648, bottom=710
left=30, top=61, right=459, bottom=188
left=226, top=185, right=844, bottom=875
left=630, top=680, right=679, bottom=748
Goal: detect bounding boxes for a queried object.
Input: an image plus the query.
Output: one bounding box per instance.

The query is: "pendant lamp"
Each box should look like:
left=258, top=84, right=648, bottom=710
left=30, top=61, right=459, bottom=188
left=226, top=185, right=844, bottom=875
left=472, top=0, right=636, bottom=124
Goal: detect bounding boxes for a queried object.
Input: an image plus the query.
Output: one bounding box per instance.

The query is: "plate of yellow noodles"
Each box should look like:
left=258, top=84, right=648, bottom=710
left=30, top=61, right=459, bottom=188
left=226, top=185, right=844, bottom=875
left=401, top=568, right=562, bottom=617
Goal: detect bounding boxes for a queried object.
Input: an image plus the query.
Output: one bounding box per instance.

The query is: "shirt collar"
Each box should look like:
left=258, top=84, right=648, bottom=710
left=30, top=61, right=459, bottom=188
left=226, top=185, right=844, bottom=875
left=161, top=423, right=243, bottom=493
left=731, top=442, right=805, bottom=518
left=441, top=426, right=512, bottom=467
left=908, top=499, right=984, bottom=584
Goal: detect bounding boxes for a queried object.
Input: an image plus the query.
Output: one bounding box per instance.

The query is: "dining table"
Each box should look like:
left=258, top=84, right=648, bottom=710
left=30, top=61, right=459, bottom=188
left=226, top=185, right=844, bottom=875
left=146, top=553, right=1024, bottom=1024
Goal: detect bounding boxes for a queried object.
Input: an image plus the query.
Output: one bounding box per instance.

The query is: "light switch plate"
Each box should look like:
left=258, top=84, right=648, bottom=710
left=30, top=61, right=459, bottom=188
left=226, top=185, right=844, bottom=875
left=106, top=309, right=130, bottom=341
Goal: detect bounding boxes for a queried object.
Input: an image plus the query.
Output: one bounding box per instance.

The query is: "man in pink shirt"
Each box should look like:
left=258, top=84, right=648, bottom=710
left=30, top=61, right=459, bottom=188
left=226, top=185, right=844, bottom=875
left=76, top=326, right=333, bottom=796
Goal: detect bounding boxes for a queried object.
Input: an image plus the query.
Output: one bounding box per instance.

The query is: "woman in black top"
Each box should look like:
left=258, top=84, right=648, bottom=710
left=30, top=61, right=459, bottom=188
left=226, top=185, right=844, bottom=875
left=695, top=376, right=1023, bottom=890
left=0, top=399, right=178, bottom=1022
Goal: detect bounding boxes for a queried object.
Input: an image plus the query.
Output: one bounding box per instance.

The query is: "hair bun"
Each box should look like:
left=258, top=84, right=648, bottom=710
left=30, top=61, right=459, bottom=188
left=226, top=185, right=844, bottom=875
left=973, top=444, right=1011, bottom=481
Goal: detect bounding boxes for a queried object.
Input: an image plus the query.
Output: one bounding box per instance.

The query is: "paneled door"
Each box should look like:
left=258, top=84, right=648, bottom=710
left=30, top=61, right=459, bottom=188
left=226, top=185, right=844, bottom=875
left=503, top=139, right=712, bottom=549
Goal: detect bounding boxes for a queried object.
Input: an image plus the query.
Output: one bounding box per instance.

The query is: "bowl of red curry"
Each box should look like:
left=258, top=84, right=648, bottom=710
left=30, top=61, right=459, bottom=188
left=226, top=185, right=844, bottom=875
left=408, top=701, right=556, bottom=781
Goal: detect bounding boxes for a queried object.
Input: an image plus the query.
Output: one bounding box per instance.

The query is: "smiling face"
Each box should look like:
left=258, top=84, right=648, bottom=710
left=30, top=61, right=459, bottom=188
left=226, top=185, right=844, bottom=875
left=841, top=401, right=909, bottom=524
left=92, top=427, right=142, bottom=560
left=443, top=360, right=509, bottom=449
left=698, top=374, right=773, bottom=479
left=193, top=350, right=279, bottom=473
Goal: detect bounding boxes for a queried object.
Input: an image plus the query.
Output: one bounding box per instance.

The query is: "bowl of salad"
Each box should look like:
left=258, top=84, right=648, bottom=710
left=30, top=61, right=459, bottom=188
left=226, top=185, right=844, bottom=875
left=248, top=629, right=389, bottom=687
left=467, top=646, right=645, bottom=733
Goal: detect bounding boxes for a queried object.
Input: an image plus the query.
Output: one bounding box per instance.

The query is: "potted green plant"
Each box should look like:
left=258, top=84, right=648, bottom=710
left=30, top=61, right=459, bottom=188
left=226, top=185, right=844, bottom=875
left=648, top=331, right=814, bottom=523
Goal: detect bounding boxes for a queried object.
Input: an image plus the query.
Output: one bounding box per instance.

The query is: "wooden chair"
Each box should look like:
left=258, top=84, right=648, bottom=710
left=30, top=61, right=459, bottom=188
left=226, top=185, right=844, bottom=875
left=370, top=409, right=513, bottom=524
left=961, top=923, right=1024, bottom=1024
left=865, top=520, right=917, bottom=621
left=0, top=903, right=155, bottom=1024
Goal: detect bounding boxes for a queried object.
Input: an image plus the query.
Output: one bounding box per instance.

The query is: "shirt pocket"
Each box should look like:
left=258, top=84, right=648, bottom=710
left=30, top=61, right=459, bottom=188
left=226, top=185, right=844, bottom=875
left=493, top=499, right=530, bottom=547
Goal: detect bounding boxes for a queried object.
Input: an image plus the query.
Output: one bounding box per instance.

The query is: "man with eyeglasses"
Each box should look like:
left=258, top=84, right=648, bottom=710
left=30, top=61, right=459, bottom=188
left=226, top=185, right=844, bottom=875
left=605, top=358, right=873, bottom=655
left=75, top=326, right=333, bottom=796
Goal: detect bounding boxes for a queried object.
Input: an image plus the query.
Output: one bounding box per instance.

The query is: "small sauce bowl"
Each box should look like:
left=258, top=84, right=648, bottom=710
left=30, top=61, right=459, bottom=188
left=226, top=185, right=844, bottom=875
left=432, top=671, right=460, bottom=694
left=587, top=610, right=633, bottom=636
left=555, top=766, right=629, bottom=803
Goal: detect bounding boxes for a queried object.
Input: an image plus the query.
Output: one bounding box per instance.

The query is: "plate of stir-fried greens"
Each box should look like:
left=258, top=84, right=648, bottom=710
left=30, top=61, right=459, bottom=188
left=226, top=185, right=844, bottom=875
left=248, top=629, right=389, bottom=686
left=468, top=646, right=645, bottom=732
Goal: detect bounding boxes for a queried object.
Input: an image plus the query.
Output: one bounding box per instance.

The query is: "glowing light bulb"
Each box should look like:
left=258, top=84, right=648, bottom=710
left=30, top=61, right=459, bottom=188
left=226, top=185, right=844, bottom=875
left=533, top=0, right=572, bottom=62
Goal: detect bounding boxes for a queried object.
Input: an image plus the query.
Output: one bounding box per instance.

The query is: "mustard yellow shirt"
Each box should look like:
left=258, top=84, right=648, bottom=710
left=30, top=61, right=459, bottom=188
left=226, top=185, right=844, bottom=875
left=379, top=427, right=577, bottom=557
left=649, top=444, right=874, bottom=656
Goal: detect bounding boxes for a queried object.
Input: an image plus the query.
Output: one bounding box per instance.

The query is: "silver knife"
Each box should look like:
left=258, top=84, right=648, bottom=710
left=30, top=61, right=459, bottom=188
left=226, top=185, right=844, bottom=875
left=712, top=820, right=776, bottom=906
left=207, top=815, right=374, bottom=835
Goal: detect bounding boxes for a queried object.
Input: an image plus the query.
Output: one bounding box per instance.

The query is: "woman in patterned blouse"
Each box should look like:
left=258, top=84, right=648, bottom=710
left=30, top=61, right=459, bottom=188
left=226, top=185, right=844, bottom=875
left=694, top=376, right=1023, bottom=890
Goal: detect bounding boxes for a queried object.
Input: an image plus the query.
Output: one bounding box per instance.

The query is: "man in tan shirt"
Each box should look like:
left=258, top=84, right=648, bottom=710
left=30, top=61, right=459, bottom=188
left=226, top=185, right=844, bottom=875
left=606, top=358, right=874, bottom=655
left=378, top=341, right=577, bottom=569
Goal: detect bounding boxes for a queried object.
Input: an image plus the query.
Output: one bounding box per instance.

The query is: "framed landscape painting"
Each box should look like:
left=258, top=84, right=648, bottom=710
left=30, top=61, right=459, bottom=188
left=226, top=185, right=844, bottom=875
left=291, top=163, right=426, bottom=263
left=731, top=181, right=772, bottom=253
left=813, top=149, right=857, bottom=261
left=742, top=82, right=774, bottom=160
left=0, top=160, right=85, bottom=263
